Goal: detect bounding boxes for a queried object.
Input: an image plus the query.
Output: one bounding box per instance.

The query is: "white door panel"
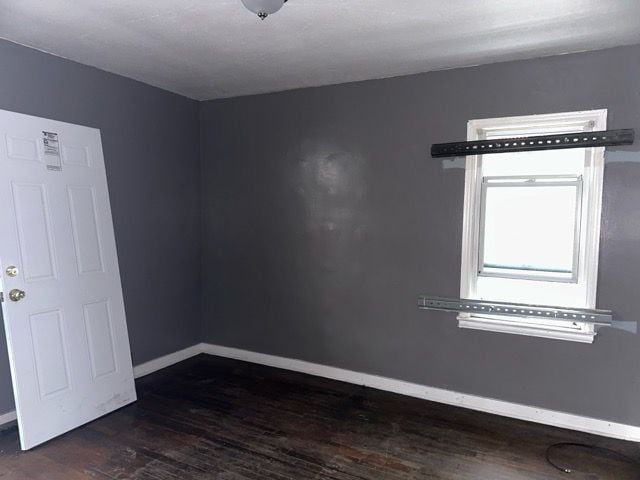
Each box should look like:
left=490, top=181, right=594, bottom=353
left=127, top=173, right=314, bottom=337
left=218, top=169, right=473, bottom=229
left=0, top=109, right=136, bottom=450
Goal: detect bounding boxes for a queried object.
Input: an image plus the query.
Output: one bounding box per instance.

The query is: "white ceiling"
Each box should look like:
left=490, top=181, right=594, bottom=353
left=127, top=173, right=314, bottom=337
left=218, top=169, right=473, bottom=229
left=1, top=0, right=639, bottom=100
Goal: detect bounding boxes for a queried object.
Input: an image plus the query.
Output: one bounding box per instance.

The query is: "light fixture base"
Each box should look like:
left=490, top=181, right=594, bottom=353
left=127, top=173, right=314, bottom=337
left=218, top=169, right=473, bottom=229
left=240, top=0, right=287, bottom=20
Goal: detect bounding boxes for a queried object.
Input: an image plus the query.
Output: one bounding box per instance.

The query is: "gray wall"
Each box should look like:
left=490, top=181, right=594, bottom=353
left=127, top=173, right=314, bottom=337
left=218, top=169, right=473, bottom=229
left=200, top=44, right=640, bottom=426
left=1, top=37, right=639, bottom=428
left=0, top=40, right=201, bottom=414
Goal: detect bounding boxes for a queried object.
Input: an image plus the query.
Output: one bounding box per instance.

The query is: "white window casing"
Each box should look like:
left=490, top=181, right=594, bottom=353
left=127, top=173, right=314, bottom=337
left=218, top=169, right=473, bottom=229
left=459, top=110, right=607, bottom=343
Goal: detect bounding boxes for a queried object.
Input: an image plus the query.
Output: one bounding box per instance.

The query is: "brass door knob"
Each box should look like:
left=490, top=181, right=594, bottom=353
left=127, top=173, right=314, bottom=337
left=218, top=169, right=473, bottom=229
left=8, top=289, right=25, bottom=302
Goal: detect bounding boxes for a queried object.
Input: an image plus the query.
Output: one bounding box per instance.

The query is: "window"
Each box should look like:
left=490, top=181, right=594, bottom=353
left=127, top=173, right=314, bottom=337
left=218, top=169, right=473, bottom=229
left=459, top=110, right=606, bottom=343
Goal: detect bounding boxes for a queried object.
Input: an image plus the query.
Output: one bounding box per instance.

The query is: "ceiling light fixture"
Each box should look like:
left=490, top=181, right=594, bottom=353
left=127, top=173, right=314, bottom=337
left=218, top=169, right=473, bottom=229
left=240, top=0, right=288, bottom=20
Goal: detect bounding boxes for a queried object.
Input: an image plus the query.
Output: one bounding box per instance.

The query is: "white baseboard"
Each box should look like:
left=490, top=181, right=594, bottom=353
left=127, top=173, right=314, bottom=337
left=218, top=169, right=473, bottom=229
left=0, top=410, right=17, bottom=430
left=2, top=342, right=639, bottom=443
left=0, top=343, right=204, bottom=429
left=201, top=343, right=640, bottom=443
left=132, top=344, right=203, bottom=379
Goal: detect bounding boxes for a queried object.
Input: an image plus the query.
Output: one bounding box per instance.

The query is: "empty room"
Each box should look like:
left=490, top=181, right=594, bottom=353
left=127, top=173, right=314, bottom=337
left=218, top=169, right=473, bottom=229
left=0, top=1, right=639, bottom=478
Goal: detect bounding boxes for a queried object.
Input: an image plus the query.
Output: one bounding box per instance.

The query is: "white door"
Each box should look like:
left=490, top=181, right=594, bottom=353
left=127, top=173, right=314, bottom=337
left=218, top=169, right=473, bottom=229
left=0, top=109, right=136, bottom=450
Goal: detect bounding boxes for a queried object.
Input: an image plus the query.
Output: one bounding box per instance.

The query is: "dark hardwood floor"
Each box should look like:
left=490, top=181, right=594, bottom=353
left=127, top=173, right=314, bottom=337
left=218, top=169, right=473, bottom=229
left=0, top=354, right=638, bottom=479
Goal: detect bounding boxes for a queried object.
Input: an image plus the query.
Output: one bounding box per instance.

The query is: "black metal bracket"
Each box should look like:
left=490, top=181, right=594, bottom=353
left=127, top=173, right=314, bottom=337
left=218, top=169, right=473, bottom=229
left=431, top=129, right=635, bottom=158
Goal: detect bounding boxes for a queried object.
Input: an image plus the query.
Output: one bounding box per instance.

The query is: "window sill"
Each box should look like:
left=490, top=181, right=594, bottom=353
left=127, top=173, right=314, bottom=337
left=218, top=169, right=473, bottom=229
left=457, top=313, right=596, bottom=343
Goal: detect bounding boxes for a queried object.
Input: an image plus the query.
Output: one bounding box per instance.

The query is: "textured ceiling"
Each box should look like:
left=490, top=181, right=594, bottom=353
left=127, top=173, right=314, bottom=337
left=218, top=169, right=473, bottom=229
left=1, top=0, right=639, bottom=100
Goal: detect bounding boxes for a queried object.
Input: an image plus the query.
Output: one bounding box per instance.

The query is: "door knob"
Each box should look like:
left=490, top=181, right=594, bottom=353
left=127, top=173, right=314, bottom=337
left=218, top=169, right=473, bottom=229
left=8, top=289, right=25, bottom=302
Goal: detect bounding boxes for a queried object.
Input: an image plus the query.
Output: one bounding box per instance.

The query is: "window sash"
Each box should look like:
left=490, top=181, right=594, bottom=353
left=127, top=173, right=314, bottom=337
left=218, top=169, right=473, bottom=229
left=477, top=175, right=583, bottom=283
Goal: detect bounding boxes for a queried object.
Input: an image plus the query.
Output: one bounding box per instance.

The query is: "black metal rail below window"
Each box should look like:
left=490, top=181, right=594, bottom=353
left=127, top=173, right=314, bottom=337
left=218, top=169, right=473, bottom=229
left=431, top=129, right=635, bottom=158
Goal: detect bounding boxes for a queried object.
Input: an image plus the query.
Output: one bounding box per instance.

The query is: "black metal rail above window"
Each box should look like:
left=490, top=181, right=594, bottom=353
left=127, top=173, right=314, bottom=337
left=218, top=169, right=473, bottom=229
left=431, top=129, right=635, bottom=158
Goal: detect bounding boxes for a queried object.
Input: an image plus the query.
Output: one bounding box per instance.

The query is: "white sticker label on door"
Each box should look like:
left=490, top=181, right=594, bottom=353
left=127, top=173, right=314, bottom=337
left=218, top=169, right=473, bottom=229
left=43, top=131, right=61, bottom=171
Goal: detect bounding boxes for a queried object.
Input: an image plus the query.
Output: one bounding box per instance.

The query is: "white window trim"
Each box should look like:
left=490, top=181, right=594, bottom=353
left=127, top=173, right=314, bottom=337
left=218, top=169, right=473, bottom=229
left=459, top=110, right=607, bottom=343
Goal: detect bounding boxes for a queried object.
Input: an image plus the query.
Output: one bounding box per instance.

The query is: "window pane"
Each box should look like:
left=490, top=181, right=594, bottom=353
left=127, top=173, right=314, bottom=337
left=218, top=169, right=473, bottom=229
left=482, top=124, right=588, bottom=177
left=482, top=148, right=585, bottom=177
left=481, top=183, right=579, bottom=277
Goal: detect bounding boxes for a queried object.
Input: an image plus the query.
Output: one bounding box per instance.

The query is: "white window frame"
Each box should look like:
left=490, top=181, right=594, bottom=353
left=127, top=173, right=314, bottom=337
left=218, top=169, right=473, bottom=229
left=478, top=174, right=583, bottom=283
left=459, top=110, right=607, bottom=343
